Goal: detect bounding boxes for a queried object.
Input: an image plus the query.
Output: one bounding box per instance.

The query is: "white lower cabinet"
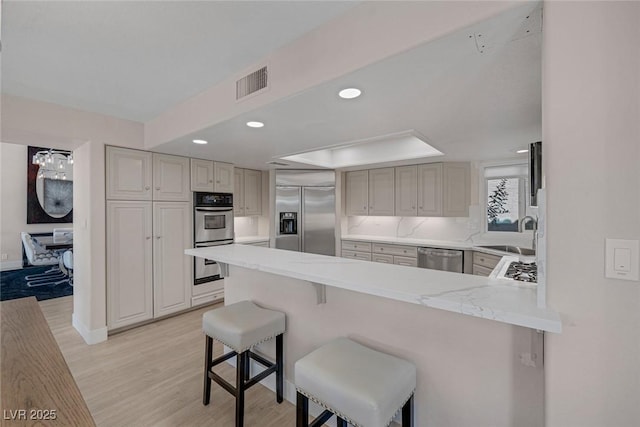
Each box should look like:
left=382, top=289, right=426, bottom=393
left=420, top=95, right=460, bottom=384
left=107, top=200, right=193, bottom=330
left=153, top=202, right=192, bottom=317
left=107, top=201, right=153, bottom=330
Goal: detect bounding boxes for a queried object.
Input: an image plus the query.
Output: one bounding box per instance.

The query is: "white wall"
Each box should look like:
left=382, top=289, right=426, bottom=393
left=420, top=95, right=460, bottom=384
left=0, top=142, right=72, bottom=270
left=543, top=2, right=640, bottom=426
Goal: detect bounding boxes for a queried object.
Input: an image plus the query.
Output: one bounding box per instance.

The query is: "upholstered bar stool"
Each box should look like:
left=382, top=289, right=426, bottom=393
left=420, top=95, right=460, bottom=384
left=295, top=337, right=416, bottom=427
left=202, top=300, right=286, bottom=427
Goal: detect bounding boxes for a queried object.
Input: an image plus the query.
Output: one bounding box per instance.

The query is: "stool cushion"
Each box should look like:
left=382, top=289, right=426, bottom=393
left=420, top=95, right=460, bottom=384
left=203, top=301, right=285, bottom=353
left=295, top=337, right=416, bottom=427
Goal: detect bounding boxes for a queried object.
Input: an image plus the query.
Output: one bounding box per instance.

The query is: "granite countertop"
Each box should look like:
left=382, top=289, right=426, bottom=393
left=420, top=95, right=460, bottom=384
left=235, top=236, right=270, bottom=244
left=185, top=244, right=561, bottom=333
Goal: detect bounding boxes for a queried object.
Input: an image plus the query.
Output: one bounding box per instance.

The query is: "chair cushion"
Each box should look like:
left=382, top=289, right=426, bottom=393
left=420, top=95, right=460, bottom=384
left=202, top=300, right=285, bottom=353
left=295, top=337, right=416, bottom=427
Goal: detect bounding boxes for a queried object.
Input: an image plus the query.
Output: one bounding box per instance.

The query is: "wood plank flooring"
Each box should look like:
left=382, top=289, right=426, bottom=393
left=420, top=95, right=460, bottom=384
left=38, top=296, right=297, bottom=427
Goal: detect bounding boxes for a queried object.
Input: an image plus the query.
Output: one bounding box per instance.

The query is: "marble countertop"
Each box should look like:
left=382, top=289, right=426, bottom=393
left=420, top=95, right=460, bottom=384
left=185, top=245, right=561, bottom=333
left=235, top=236, right=270, bottom=244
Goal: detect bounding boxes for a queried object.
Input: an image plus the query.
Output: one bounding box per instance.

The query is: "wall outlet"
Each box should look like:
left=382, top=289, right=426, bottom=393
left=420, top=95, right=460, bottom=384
left=1, top=253, right=8, bottom=261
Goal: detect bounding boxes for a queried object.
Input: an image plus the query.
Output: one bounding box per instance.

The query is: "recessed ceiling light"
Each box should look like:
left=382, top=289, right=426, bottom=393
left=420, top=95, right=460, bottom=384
left=338, top=88, right=362, bottom=99
left=193, top=139, right=208, bottom=144
left=246, top=121, right=264, bottom=128
left=516, top=149, right=529, bottom=154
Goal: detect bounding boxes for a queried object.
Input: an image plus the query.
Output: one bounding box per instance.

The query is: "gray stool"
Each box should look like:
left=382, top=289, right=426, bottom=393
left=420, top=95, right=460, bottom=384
left=295, top=337, right=416, bottom=427
left=202, top=300, right=286, bottom=427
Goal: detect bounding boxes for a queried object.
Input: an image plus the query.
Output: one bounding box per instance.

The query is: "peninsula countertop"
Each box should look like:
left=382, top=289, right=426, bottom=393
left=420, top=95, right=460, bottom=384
left=185, top=244, right=561, bottom=333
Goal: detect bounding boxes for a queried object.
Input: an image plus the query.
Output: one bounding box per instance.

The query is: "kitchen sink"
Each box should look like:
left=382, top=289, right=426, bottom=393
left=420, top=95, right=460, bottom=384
left=477, top=245, right=535, bottom=256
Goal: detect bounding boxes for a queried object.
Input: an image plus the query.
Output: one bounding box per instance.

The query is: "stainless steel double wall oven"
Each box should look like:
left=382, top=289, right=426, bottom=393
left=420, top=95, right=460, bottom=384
left=193, top=192, right=234, bottom=284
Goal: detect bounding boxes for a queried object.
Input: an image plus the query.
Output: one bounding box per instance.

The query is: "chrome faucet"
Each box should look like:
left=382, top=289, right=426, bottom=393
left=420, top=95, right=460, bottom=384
left=519, top=216, right=538, bottom=252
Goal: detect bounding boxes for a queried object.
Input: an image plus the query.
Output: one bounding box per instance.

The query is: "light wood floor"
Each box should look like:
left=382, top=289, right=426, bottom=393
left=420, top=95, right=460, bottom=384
left=39, top=296, right=298, bottom=427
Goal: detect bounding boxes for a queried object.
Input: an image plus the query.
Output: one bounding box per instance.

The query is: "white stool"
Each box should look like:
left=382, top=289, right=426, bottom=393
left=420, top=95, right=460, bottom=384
left=295, top=337, right=416, bottom=427
left=202, top=300, right=286, bottom=427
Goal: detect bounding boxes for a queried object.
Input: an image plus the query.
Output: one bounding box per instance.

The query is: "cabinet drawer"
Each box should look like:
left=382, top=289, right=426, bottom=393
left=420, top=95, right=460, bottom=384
left=472, top=252, right=502, bottom=269
left=372, top=243, right=417, bottom=257
left=372, top=254, right=394, bottom=264
left=342, top=250, right=372, bottom=262
left=342, top=240, right=372, bottom=252
left=394, top=256, right=418, bottom=267
left=472, top=264, right=494, bottom=277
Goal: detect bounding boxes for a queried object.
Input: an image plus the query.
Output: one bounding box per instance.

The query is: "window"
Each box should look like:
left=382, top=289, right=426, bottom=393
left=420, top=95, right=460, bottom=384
left=483, top=163, right=529, bottom=233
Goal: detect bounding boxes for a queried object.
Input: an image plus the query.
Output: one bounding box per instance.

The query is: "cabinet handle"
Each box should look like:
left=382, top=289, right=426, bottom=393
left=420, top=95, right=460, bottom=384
left=145, top=186, right=150, bottom=190
left=403, top=250, right=407, bottom=253
left=146, top=236, right=151, bottom=240
left=419, top=206, right=423, bottom=209
left=156, top=187, right=160, bottom=190
left=209, top=179, right=213, bottom=183
left=156, top=236, right=161, bottom=239
left=216, top=180, right=220, bottom=184
left=380, top=248, right=384, bottom=251
left=412, top=206, right=416, bottom=209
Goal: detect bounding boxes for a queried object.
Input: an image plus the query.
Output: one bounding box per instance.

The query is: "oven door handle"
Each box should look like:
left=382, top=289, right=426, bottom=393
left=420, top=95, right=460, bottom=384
left=195, top=207, right=233, bottom=213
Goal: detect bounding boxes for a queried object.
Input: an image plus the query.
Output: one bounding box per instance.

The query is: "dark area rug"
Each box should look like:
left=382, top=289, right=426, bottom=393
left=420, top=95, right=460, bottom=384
left=0, top=266, right=73, bottom=302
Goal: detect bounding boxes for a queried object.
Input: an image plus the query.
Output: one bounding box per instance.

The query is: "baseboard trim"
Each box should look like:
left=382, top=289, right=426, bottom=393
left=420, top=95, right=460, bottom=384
left=72, top=313, right=108, bottom=345
left=0, top=260, right=23, bottom=271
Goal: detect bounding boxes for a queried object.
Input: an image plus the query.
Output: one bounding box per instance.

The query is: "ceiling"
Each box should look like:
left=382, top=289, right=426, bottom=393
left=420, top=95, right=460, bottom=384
left=1, top=1, right=358, bottom=122
left=3, top=1, right=542, bottom=171
left=155, top=3, right=543, bottom=170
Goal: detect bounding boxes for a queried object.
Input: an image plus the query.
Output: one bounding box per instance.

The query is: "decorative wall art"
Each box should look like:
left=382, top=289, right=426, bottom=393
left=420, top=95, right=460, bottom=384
left=27, top=145, right=74, bottom=224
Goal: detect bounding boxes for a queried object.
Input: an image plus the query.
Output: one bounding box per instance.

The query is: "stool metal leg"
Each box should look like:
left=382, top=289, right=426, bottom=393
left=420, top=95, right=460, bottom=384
left=276, top=334, right=284, bottom=403
left=243, top=351, right=250, bottom=382
left=402, top=394, right=414, bottom=427
left=296, top=392, right=309, bottom=427
left=203, top=336, right=213, bottom=405
left=337, top=417, right=348, bottom=427
left=236, top=351, right=246, bottom=427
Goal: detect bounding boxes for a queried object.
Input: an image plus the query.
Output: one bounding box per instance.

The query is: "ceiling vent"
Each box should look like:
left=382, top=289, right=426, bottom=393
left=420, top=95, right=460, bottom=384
left=236, top=66, right=268, bottom=100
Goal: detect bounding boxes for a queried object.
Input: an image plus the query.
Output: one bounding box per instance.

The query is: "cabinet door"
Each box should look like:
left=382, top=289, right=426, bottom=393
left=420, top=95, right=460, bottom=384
left=368, top=168, right=395, bottom=216
left=393, top=255, right=418, bottom=267
left=345, top=170, right=369, bottom=216
left=417, top=163, right=443, bottom=216
left=234, top=168, right=245, bottom=216
left=214, top=162, right=234, bottom=193
left=395, top=166, right=418, bottom=216
left=106, top=147, right=152, bottom=200
left=153, top=154, right=190, bottom=201
left=190, top=159, right=214, bottom=192
left=243, top=169, right=262, bottom=216
left=442, top=162, right=470, bottom=217
left=153, top=202, right=192, bottom=317
left=107, top=201, right=153, bottom=329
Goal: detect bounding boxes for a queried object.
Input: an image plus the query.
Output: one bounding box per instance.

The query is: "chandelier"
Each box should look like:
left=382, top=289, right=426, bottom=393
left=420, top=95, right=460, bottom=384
left=32, top=149, right=74, bottom=180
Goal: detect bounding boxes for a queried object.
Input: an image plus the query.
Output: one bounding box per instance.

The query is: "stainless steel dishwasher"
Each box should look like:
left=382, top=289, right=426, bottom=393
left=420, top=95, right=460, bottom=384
left=418, top=247, right=465, bottom=273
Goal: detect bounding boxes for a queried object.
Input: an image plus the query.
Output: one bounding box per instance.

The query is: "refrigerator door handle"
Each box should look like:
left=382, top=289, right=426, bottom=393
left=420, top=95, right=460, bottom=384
left=301, top=188, right=305, bottom=252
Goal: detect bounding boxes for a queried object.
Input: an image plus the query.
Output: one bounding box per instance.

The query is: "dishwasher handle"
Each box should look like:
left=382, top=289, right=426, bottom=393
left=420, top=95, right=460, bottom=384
left=418, top=247, right=462, bottom=258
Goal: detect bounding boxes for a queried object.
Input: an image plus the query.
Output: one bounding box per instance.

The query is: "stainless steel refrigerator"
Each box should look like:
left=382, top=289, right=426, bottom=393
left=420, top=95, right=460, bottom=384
left=275, top=170, right=335, bottom=256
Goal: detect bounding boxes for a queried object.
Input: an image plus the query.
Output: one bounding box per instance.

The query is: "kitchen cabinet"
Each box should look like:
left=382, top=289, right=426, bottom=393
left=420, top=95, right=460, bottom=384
left=372, top=253, right=394, bottom=264
left=345, top=170, right=369, bottom=216
left=368, top=168, right=395, bottom=216
left=417, top=163, right=443, bottom=216
left=107, top=201, right=153, bottom=329
left=342, top=240, right=418, bottom=267
left=394, top=256, right=418, bottom=267
left=442, top=162, right=470, bottom=217
left=106, top=147, right=152, bottom=201
left=153, top=202, right=192, bottom=317
left=341, top=250, right=372, bottom=261
left=214, top=162, right=234, bottom=193
left=341, top=239, right=372, bottom=261
left=234, top=168, right=262, bottom=216
left=395, top=166, right=418, bottom=216
left=152, top=153, right=190, bottom=201
left=190, top=160, right=234, bottom=193
left=472, top=251, right=501, bottom=277
left=190, top=158, right=214, bottom=192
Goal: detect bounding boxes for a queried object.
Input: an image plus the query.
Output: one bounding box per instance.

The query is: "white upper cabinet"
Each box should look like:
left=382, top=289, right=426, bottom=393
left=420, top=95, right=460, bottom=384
left=243, top=169, right=262, bottom=216
left=417, top=163, right=443, bottom=216
left=190, top=159, right=214, bottom=192
left=153, top=201, right=192, bottom=318
left=395, top=166, right=418, bottom=216
left=233, top=168, right=245, bottom=216
left=368, top=168, right=395, bottom=216
left=214, top=162, right=234, bottom=193
left=152, top=153, right=190, bottom=201
left=106, top=147, right=152, bottom=201
left=345, top=170, right=369, bottom=216
left=442, top=162, right=470, bottom=217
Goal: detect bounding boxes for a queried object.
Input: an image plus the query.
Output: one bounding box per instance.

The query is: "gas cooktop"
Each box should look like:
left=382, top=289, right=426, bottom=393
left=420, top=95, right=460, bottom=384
left=504, top=261, right=537, bottom=283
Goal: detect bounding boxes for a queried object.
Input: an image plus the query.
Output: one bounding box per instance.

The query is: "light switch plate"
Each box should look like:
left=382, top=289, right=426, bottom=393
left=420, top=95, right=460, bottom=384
left=605, top=239, right=639, bottom=281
